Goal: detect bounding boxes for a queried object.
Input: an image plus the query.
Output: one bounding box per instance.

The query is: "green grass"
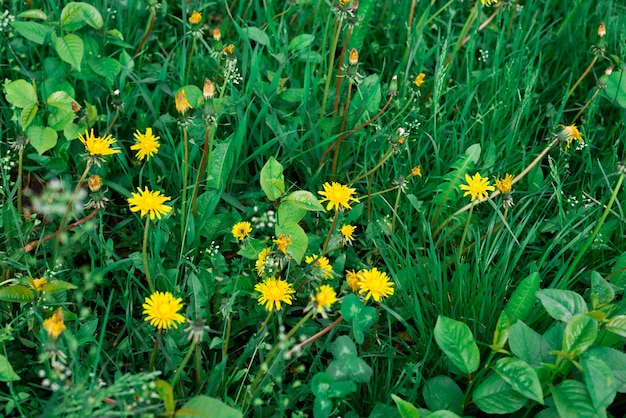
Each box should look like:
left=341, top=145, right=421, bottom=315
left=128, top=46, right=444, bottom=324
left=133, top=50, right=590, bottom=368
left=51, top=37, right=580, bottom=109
left=1, top=0, right=626, bottom=416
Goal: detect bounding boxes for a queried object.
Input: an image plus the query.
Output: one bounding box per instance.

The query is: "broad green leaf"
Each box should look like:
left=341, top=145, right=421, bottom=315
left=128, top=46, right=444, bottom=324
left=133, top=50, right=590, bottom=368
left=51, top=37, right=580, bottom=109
left=88, top=57, right=121, bottom=85
left=242, top=27, right=270, bottom=46
left=20, top=104, right=38, bottom=130
left=10, top=21, right=51, bottom=44
left=434, top=316, right=480, bottom=374
left=289, top=34, right=315, bottom=53
left=423, top=375, right=464, bottom=415
left=581, top=355, right=616, bottom=411
left=54, top=33, right=84, bottom=70
left=429, top=412, right=462, bottom=418
left=237, top=239, right=267, bottom=260
left=27, top=125, right=58, bottom=154
left=0, top=355, right=20, bottom=382
left=536, top=289, right=587, bottom=322
left=342, top=356, right=373, bottom=383
left=208, top=139, right=234, bottom=190
left=275, top=222, right=307, bottom=264
left=563, top=313, right=597, bottom=357
left=260, top=157, right=285, bottom=201
left=504, top=272, right=540, bottom=323
left=494, top=357, right=543, bottom=404
left=277, top=201, right=307, bottom=225
left=491, top=310, right=511, bottom=352
left=327, top=380, right=356, bottom=398
left=46, top=90, right=74, bottom=109
left=60, top=2, right=103, bottom=31
left=473, top=373, right=528, bottom=414
left=311, top=372, right=333, bottom=396
left=17, top=9, right=48, bottom=20
left=509, top=321, right=553, bottom=366
left=590, top=272, right=614, bottom=309
left=314, top=394, right=333, bottom=418
left=330, top=335, right=357, bottom=359
left=605, top=315, right=626, bottom=338
left=47, top=108, right=75, bottom=131
left=0, top=285, right=35, bottom=303
left=42, top=280, right=77, bottom=294
left=391, top=394, right=419, bottom=418
left=602, top=69, right=626, bottom=109
left=176, top=395, right=242, bottom=418
left=4, top=79, right=37, bottom=108
left=588, top=347, right=626, bottom=393
left=283, top=190, right=326, bottom=212
left=551, top=380, right=600, bottom=418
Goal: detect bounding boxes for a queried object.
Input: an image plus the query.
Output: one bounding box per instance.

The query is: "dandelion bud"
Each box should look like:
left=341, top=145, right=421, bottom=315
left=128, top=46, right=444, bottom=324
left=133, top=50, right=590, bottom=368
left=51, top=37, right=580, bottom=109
left=88, top=175, right=103, bottom=192
left=605, top=65, right=613, bottom=76
left=189, top=10, right=201, bottom=24
left=388, top=75, right=398, bottom=96
left=598, top=22, right=606, bottom=38
left=349, top=48, right=359, bottom=66
left=212, top=27, right=221, bottom=41
left=71, top=101, right=81, bottom=113
left=597, top=65, right=613, bottom=89
left=203, top=78, right=215, bottom=99
left=352, top=0, right=359, bottom=12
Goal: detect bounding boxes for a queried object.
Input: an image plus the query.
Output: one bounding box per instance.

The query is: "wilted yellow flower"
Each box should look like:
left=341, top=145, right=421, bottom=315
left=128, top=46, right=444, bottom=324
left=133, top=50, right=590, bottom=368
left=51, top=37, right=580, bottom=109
left=255, top=276, right=295, bottom=312
left=203, top=78, right=215, bottom=99
left=411, top=166, right=422, bottom=177
left=232, top=221, right=252, bottom=241
left=256, top=248, right=271, bottom=277
left=223, top=44, right=235, bottom=55
left=87, top=175, right=103, bottom=192
left=312, top=285, right=337, bottom=314
left=131, top=127, right=161, bottom=161
left=189, top=10, right=202, bottom=24
left=358, top=268, right=394, bottom=302
left=78, top=129, right=120, bottom=157
left=127, top=187, right=173, bottom=220
left=43, top=308, right=66, bottom=339
left=460, top=173, right=495, bottom=202
left=340, top=224, right=356, bottom=244
left=305, top=254, right=334, bottom=279
left=598, top=22, right=606, bottom=38
left=346, top=270, right=360, bottom=292
left=143, top=291, right=185, bottom=330
left=318, top=182, right=360, bottom=211
left=175, top=89, right=192, bottom=114
left=28, top=277, right=47, bottom=293
left=212, top=27, right=221, bottom=41
left=273, top=234, right=292, bottom=254
left=556, top=125, right=584, bottom=149
left=495, top=173, right=514, bottom=195
left=349, top=48, right=359, bottom=66
left=414, top=73, right=426, bottom=87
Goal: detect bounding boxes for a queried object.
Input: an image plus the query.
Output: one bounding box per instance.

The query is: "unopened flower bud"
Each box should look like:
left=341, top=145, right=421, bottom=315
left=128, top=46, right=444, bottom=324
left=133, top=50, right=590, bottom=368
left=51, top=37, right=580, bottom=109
left=88, top=175, right=103, bottom=192
left=349, top=48, right=358, bottom=66
left=598, top=22, right=606, bottom=38
left=203, top=78, right=215, bottom=99
left=212, top=27, right=221, bottom=41
left=388, top=75, right=398, bottom=96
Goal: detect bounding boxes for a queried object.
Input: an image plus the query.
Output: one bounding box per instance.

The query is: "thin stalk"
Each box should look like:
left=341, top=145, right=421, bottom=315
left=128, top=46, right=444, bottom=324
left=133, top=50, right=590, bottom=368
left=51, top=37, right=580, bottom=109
left=391, top=187, right=403, bottom=231
left=185, top=37, right=196, bottom=85
left=572, top=89, right=601, bottom=125
left=560, top=173, right=624, bottom=288
left=223, top=315, right=232, bottom=360
left=25, top=209, right=99, bottom=253
left=320, top=18, right=343, bottom=119
left=331, top=80, right=354, bottom=176
left=149, top=329, right=161, bottom=371
left=322, top=210, right=340, bottom=253
left=142, top=218, right=155, bottom=293
left=170, top=340, right=196, bottom=387
left=425, top=0, right=455, bottom=26
left=332, top=27, right=353, bottom=115
left=287, top=315, right=343, bottom=357
left=192, top=125, right=211, bottom=215
left=102, top=108, right=119, bottom=138
left=134, top=10, right=156, bottom=56
left=351, top=149, right=393, bottom=184
left=52, top=161, right=93, bottom=262
left=567, top=56, right=598, bottom=99
left=195, top=344, right=201, bottom=386
left=181, top=127, right=189, bottom=241
left=457, top=200, right=475, bottom=262
left=17, top=148, right=23, bottom=216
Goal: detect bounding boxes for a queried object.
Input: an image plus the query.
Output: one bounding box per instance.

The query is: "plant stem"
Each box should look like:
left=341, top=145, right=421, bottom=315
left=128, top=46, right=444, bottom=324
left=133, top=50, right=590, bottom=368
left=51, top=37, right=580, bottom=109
left=391, top=187, right=403, bottom=232
left=320, top=18, right=342, bottom=119
left=181, top=126, right=189, bottom=243
left=351, top=149, right=393, bottom=184
left=192, top=125, right=211, bottom=216
left=142, top=218, right=155, bottom=293
left=25, top=209, right=99, bottom=253
left=287, top=315, right=343, bottom=357
left=322, top=210, right=339, bottom=254
left=331, top=80, right=353, bottom=177
left=572, top=88, right=600, bottom=125
left=17, top=147, right=23, bottom=216
left=149, top=329, right=161, bottom=371
left=567, top=56, right=598, bottom=99
left=457, top=200, right=475, bottom=263
left=332, top=27, right=352, bottom=115
left=185, top=37, right=196, bottom=85
left=134, top=10, right=156, bottom=56
left=170, top=340, right=196, bottom=387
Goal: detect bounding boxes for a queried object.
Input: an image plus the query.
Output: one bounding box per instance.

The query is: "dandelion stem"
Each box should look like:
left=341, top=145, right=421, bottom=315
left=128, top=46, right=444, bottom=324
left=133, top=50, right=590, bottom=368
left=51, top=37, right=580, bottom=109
left=457, top=200, right=475, bottom=262
left=143, top=218, right=155, bottom=293
left=195, top=343, right=201, bottom=386
left=351, top=149, right=393, bottom=184
left=287, top=315, right=343, bottom=357
left=391, top=187, right=403, bottom=231
left=17, top=147, right=23, bottom=217
left=572, top=88, right=601, bottom=125
left=185, top=37, right=196, bottom=85
left=24, top=209, right=99, bottom=253
left=320, top=18, right=343, bottom=119
left=332, top=27, right=353, bottom=116
left=192, top=125, right=212, bottom=216
left=181, top=126, right=189, bottom=245
left=322, top=210, right=339, bottom=254
left=223, top=315, right=232, bottom=360
left=331, top=80, right=354, bottom=177
left=170, top=339, right=196, bottom=388
left=134, top=10, right=156, bottom=56
left=102, top=108, right=119, bottom=138
left=149, top=329, right=161, bottom=371
left=567, top=56, right=598, bottom=99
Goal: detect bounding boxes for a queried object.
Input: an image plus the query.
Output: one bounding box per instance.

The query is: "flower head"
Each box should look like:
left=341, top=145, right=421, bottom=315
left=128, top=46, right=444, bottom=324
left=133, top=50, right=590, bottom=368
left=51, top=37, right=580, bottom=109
left=223, top=44, right=235, bottom=55
left=203, top=78, right=215, bottom=99
left=255, top=276, right=295, bottom=312
left=349, top=48, right=359, bottom=66
left=29, top=277, right=47, bottom=293
left=556, top=125, right=584, bottom=149
left=232, top=221, right=252, bottom=241
left=481, top=0, right=498, bottom=6
left=414, top=73, right=426, bottom=87
left=184, top=317, right=210, bottom=344
left=312, top=284, right=337, bottom=314
left=346, top=270, right=360, bottom=292
left=411, top=166, right=422, bottom=177
left=189, top=10, right=202, bottom=24
left=131, top=128, right=161, bottom=161
left=358, top=267, right=394, bottom=302
left=318, top=182, right=360, bottom=211
left=127, top=187, right=173, bottom=220
left=460, top=173, right=495, bottom=202
left=256, top=248, right=271, bottom=277
left=78, top=129, right=120, bottom=157
left=143, top=291, right=186, bottom=330
left=340, top=224, right=356, bottom=244
left=176, top=89, right=192, bottom=114
left=305, top=254, right=334, bottom=279
left=43, top=308, right=66, bottom=339
left=212, top=27, right=221, bottom=41
left=495, top=173, right=514, bottom=195
left=273, top=234, right=292, bottom=254
left=88, top=175, right=103, bottom=192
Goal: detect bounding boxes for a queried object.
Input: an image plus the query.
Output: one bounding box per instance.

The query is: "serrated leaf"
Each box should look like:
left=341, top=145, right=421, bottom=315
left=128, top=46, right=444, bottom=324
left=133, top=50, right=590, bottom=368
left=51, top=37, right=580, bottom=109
left=590, top=271, right=614, bottom=309
left=10, top=21, right=52, bottom=44
left=423, top=375, right=464, bottom=415
left=551, top=380, right=600, bottom=418
left=563, top=313, right=597, bottom=357
left=260, top=157, right=285, bottom=201
left=4, top=79, right=37, bottom=108
left=473, top=373, right=528, bottom=414
left=491, top=310, right=510, bottom=351
left=434, top=316, right=480, bottom=374
left=391, top=394, right=420, bottom=418
left=283, top=190, right=326, bottom=212
left=27, top=125, right=58, bottom=154
left=55, top=33, right=84, bottom=70
left=581, top=355, right=616, bottom=411
left=0, top=285, right=34, bottom=303
left=536, top=289, right=587, bottom=322
left=504, top=272, right=540, bottom=323
left=494, top=357, right=543, bottom=404
left=605, top=315, right=626, bottom=338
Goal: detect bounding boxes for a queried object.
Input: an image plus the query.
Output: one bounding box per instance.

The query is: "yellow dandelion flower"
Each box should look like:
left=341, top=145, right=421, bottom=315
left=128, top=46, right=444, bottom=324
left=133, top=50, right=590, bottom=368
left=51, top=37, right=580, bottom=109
left=255, top=276, right=295, bottom=312
left=305, top=254, right=334, bottom=279
left=346, top=269, right=360, bottom=292
left=556, top=124, right=584, bottom=148
left=142, top=291, right=185, bottom=330
left=339, top=0, right=350, bottom=7
left=203, top=78, right=215, bottom=99
left=358, top=267, right=394, bottom=302
left=349, top=48, right=359, bottom=66
left=189, top=10, right=202, bottom=24
left=127, top=187, right=173, bottom=220
left=78, top=129, right=120, bottom=157
left=273, top=234, right=292, bottom=254
left=43, top=308, right=66, bottom=339
left=256, top=247, right=271, bottom=277
left=131, top=127, right=161, bottom=161
left=459, top=173, right=495, bottom=202
left=481, top=0, right=498, bottom=6
left=175, top=89, right=192, bottom=114
left=232, top=221, right=252, bottom=241
left=414, top=73, right=426, bottom=87
left=495, top=173, right=514, bottom=195
left=312, top=284, right=337, bottom=314
left=340, top=224, right=356, bottom=244
left=318, top=182, right=360, bottom=211
left=28, top=276, right=47, bottom=293
left=411, top=166, right=422, bottom=177
left=88, top=175, right=103, bottom=192
left=223, top=44, right=235, bottom=55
